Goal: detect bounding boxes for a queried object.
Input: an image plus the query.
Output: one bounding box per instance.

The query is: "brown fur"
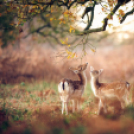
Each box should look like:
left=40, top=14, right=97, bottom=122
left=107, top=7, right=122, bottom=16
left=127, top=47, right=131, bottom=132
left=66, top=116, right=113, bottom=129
left=61, top=78, right=85, bottom=91
left=58, top=63, right=88, bottom=114
left=60, top=63, right=88, bottom=91
left=95, top=77, right=129, bottom=97
left=90, top=69, right=130, bottom=101
left=90, top=67, right=131, bottom=115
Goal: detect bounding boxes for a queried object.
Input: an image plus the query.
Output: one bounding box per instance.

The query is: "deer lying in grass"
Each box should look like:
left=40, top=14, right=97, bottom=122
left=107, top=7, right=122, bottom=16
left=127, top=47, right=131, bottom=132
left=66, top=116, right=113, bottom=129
left=58, top=63, right=88, bottom=115
left=90, top=66, right=130, bottom=115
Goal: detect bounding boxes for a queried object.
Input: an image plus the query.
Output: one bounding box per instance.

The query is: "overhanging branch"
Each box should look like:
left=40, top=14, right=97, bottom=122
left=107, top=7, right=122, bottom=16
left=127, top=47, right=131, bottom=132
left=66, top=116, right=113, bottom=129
left=78, top=18, right=108, bottom=35
left=78, top=1, right=122, bottom=35
left=120, top=7, right=134, bottom=23
left=84, top=1, right=96, bottom=31
left=5, top=0, right=133, bottom=38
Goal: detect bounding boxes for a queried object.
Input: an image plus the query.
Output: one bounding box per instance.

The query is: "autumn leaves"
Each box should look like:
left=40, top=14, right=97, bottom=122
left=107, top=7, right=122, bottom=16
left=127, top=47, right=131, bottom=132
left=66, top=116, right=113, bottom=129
left=50, top=10, right=76, bottom=32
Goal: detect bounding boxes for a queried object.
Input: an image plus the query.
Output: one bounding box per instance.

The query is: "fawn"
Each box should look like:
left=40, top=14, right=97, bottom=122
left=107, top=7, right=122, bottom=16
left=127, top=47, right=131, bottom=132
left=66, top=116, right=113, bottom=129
left=90, top=66, right=130, bottom=115
left=58, top=63, right=88, bottom=114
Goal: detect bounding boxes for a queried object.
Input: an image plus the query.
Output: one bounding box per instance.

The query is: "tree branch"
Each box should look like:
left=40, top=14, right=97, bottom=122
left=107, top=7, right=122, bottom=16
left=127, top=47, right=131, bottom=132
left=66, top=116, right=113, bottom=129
left=27, top=0, right=55, bottom=6
left=120, top=7, right=134, bottom=24
left=82, top=7, right=93, bottom=19
left=77, top=0, right=99, bottom=5
left=38, top=31, right=62, bottom=45
left=24, top=24, right=50, bottom=38
left=84, top=1, right=96, bottom=30
left=4, top=0, right=132, bottom=40
left=78, top=18, right=108, bottom=35
left=68, top=0, right=77, bottom=9
left=78, top=1, right=122, bottom=35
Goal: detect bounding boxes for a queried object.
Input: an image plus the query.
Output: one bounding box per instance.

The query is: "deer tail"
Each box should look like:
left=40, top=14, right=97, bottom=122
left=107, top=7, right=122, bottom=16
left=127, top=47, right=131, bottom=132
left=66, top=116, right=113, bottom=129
left=58, top=80, right=69, bottom=93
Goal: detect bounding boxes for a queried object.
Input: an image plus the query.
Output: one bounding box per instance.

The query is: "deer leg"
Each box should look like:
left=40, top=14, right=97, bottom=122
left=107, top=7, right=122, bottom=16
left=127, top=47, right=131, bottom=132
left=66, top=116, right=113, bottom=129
left=125, top=93, right=131, bottom=105
left=114, top=100, right=122, bottom=115
left=120, top=98, right=126, bottom=109
left=125, top=96, right=129, bottom=105
left=77, top=100, right=81, bottom=111
left=72, top=100, right=75, bottom=113
left=62, top=102, right=64, bottom=114
left=103, top=102, right=107, bottom=114
left=65, top=102, right=68, bottom=115
left=98, top=99, right=107, bottom=115
left=98, top=99, right=103, bottom=115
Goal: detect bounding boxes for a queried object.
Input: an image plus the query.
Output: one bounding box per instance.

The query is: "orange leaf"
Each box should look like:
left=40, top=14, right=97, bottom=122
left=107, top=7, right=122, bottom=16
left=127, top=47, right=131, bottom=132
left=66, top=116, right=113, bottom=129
left=107, top=14, right=113, bottom=20
left=119, top=9, right=125, bottom=16
left=91, top=48, right=96, bottom=53
left=46, top=14, right=50, bottom=17
left=59, top=18, right=66, bottom=24
left=108, top=24, right=113, bottom=28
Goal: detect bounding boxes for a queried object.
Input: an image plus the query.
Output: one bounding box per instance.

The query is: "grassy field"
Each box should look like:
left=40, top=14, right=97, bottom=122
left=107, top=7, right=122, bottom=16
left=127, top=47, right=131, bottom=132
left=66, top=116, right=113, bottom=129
left=0, top=81, right=134, bottom=134
left=0, top=44, right=134, bottom=133
left=0, top=81, right=93, bottom=115
left=0, top=81, right=94, bottom=134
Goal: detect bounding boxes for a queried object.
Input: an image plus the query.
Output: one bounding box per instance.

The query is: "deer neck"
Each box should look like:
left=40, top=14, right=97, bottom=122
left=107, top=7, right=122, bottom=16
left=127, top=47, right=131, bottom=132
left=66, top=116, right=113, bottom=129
left=77, top=71, right=87, bottom=87
left=90, top=77, right=101, bottom=96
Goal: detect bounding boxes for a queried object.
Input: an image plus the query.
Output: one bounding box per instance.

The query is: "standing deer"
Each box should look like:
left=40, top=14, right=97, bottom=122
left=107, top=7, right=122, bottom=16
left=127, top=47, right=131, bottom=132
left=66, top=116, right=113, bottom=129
left=58, top=63, right=88, bottom=114
left=90, top=66, right=130, bottom=115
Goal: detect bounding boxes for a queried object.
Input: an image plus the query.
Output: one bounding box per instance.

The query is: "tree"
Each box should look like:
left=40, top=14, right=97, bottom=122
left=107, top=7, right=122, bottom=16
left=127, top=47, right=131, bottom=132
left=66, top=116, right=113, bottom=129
left=0, top=0, right=17, bottom=47
left=0, top=0, right=134, bottom=49
left=24, top=6, right=73, bottom=46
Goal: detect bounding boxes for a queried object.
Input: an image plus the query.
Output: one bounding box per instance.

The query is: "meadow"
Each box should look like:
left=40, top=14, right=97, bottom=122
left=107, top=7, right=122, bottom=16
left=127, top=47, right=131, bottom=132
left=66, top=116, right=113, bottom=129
left=0, top=44, right=134, bottom=134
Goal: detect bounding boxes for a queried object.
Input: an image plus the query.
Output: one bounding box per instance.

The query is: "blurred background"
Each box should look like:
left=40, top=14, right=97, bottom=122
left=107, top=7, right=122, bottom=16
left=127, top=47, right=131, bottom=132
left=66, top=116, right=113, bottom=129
left=0, top=18, right=134, bottom=84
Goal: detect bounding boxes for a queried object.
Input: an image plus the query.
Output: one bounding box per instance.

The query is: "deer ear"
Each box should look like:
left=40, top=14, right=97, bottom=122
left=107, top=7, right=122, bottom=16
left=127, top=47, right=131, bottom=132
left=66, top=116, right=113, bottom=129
left=69, top=67, right=78, bottom=74
left=90, top=66, right=94, bottom=72
left=99, top=69, right=103, bottom=74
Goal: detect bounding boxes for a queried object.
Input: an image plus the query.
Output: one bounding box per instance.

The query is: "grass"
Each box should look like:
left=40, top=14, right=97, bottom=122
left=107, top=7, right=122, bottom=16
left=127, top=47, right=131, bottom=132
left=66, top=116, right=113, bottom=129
left=0, top=81, right=94, bottom=133
left=0, top=81, right=93, bottom=108
left=0, top=81, right=134, bottom=134
left=0, top=81, right=58, bottom=115
left=0, top=81, right=58, bottom=133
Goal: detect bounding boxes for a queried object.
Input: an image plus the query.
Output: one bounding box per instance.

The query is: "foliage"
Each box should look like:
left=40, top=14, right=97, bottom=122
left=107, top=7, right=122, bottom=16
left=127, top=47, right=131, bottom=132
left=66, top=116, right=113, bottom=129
left=0, top=0, right=133, bottom=50
left=26, top=6, right=72, bottom=45
left=1, top=0, right=133, bottom=32
left=0, top=0, right=18, bottom=47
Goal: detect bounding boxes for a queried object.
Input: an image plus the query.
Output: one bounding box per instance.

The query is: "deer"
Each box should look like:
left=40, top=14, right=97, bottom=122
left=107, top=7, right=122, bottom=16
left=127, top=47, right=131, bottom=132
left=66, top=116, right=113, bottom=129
left=58, top=63, right=88, bottom=115
left=90, top=66, right=131, bottom=115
